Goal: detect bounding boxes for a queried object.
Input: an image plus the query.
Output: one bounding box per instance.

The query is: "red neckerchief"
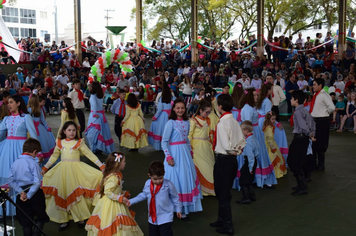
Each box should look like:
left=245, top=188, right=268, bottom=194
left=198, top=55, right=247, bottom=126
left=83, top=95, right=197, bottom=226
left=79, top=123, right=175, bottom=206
left=245, top=133, right=253, bottom=139
left=75, top=89, right=83, bottom=102
left=213, top=112, right=232, bottom=150
left=118, top=99, right=125, bottom=117
left=309, top=90, right=321, bottom=113
left=149, top=180, right=163, bottom=223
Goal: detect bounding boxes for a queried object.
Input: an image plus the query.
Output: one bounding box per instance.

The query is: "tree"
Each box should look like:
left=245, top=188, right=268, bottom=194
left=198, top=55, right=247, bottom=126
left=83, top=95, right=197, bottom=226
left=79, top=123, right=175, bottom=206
left=347, top=0, right=356, bottom=33
left=317, top=0, right=338, bottom=32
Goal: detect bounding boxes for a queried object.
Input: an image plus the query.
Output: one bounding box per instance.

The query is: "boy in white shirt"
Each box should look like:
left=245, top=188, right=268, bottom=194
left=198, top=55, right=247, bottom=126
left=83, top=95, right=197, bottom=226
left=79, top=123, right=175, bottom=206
left=210, top=94, right=246, bottom=235
left=333, top=74, right=345, bottom=92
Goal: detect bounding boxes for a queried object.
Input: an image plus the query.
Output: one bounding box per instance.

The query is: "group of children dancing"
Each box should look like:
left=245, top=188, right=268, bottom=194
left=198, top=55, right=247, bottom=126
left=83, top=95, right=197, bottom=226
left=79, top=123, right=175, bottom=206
left=1, top=76, right=317, bottom=236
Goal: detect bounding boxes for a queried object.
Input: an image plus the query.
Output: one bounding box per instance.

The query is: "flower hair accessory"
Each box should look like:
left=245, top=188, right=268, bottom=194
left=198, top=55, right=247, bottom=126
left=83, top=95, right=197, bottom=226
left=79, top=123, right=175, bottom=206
left=171, top=100, right=174, bottom=106
left=29, top=94, right=33, bottom=99
left=114, top=153, right=123, bottom=162
left=0, top=101, right=3, bottom=106
left=244, top=90, right=248, bottom=95
left=237, top=84, right=242, bottom=88
left=267, top=111, right=272, bottom=115
left=264, top=81, right=268, bottom=84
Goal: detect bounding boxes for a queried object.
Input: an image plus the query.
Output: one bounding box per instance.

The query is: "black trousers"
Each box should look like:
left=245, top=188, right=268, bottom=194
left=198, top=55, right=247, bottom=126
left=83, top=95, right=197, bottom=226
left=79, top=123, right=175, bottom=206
left=16, top=189, right=49, bottom=228
left=286, top=100, right=293, bottom=119
left=114, top=115, right=124, bottom=141
left=312, top=117, right=330, bottom=168
left=148, top=222, right=173, bottom=236
left=239, top=156, right=257, bottom=187
left=76, top=109, right=85, bottom=138
left=287, top=135, right=309, bottom=177
left=213, top=154, right=237, bottom=223
left=272, top=105, right=280, bottom=122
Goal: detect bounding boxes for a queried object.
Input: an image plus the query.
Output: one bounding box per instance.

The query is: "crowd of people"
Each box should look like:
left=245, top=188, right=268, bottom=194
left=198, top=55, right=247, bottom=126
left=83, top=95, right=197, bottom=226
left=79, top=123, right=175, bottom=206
left=0, top=31, right=354, bottom=236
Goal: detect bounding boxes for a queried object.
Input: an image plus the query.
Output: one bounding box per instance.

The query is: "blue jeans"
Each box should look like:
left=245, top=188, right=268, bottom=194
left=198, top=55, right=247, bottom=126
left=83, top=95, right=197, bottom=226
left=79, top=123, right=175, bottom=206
left=331, top=65, right=339, bottom=80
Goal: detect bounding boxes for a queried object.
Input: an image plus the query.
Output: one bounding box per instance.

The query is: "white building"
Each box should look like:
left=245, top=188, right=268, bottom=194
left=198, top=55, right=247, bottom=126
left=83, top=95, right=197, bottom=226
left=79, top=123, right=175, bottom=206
left=0, top=0, right=54, bottom=41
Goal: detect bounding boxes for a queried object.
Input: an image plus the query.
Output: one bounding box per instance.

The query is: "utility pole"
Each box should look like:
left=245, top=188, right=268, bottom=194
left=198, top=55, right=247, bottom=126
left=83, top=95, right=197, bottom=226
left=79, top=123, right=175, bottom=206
left=54, top=0, right=58, bottom=44
left=74, top=0, right=82, bottom=62
left=104, top=9, right=115, bottom=48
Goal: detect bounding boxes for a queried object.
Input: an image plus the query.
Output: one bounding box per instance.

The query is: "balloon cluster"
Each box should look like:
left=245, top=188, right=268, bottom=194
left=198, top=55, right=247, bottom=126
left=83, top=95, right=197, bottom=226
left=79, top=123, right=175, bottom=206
left=0, top=36, right=2, bottom=42
left=0, top=0, right=6, bottom=9
left=137, top=40, right=148, bottom=53
left=89, top=49, right=133, bottom=83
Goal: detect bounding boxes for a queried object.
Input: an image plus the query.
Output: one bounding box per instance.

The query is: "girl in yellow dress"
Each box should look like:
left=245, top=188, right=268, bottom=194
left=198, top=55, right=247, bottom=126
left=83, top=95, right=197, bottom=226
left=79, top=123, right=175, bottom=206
left=57, top=97, right=80, bottom=138
left=188, top=100, right=215, bottom=196
left=262, top=111, right=287, bottom=178
left=120, top=94, right=148, bottom=150
left=41, top=121, right=105, bottom=231
left=85, top=152, right=143, bottom=236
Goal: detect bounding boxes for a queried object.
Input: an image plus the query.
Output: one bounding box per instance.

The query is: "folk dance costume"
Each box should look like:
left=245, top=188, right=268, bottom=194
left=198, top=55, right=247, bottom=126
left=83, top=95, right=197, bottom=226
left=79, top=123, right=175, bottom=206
left=130, top=179, right=181, bottom=235
left=41, top=139, right=104, bottom=223
left=241, top=104, right=277, bottom=187
left=263, top=125, right=287, bottom=178
left=0, top=119, right=6, bottom=142
left=0, top=113, right=38, bottom=216
left=148, top=97, right=172, bottom=150
left=162, top=119, right=203, bottom=215
left=57, top=109, right=81, bottom=138
left=273, top=122, right=289, bottom=163
left=231, top=106, right=242, bottom=124
left=68, top=88, right=85, bottom=137
left=85, top=94, right=115, bottom=154
left=86, top=173, right=143, bottom=236
left=208, top=97, right=220, bottom=141
left=257, top=97, right=273, bottom=129
left=111, top=98, right=127, bottom=142
left=188, top=116, right=215, bottom=196
left=121, top=104, right=148, bottom=149
left=28, top=108, right=56, bottom=164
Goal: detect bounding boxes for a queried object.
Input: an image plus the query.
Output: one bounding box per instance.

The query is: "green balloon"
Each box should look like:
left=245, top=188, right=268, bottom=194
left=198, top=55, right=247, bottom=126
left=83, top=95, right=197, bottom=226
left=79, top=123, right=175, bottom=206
left=97, top=77, right=101, bottom=82
left=228, top=82, right=234, bottom=94
left=323, top=86, right=329, bottom=93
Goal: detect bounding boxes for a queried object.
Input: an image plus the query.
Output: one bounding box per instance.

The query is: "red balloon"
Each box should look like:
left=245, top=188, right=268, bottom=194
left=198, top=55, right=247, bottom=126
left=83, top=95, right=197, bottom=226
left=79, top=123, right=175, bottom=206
left=335, top=88, right=341, bottom=93
left=145, top=84, right=150, bottom=89
left=2, top=0, right=6, bottom=4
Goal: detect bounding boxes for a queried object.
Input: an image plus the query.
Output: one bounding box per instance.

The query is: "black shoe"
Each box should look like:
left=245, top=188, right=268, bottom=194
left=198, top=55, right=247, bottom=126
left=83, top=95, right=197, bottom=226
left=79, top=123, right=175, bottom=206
left=315, top=166, right=325, bottom=171
left=58, top=222, right=70, bottom=231
left=236, top=198, right=250, bottom=204
left=78, top=221, right=86, bottom=228
left=180, top=215, right=190, bottom=221
left=210, top=220, right=224, bottom=228
left=291, top=188, right=308, bottom=195
left=216, top=227, right=234, bottom=235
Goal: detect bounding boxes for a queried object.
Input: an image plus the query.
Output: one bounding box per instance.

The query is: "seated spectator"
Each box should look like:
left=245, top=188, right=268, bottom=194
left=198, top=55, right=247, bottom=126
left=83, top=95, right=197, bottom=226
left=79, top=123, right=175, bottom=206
left=55, top=70, right=69, bottom=86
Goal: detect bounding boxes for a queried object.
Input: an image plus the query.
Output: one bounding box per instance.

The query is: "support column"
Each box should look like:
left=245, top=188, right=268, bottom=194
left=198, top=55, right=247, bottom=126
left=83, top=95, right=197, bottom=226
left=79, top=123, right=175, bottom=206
left=191, top=0, right=198, bottom=64
left=257, top=0, right=264, bottom=58
left=338, top=0, right=347, bottom=60
left=74, top=0, right=82, bottom=63
left=136, top=0, right=143, bottom=45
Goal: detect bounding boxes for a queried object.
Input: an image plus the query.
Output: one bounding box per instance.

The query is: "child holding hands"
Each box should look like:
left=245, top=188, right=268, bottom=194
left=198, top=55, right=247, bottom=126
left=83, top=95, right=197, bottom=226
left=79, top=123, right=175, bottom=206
left=9, top=138, right=49, bottom=236
left=86, top=152, right=143, bottom=236
left=128, top=161, right=181, bottom=236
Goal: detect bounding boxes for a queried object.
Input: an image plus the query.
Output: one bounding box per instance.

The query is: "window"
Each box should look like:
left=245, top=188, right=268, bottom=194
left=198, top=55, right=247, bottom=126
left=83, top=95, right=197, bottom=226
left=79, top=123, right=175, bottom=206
left=41, top=30, right=48, bottom=37
left=40, top=11, right=47, bottom=19
left=21, top=28, right=37, bottom=38
left=275, top=25, right=282, bottom=33
left=20, top=8, right=36, bottom=24
left=1, top=7, right=19, bottom=23
left=9, top=27, right=19, bottom=37
left=314, top=23, right=322, bottom=30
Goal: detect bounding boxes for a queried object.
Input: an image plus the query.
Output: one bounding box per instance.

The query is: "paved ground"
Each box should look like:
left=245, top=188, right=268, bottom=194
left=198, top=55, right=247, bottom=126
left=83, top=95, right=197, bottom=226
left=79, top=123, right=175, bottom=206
left=3, top=111, right=356, bottom=236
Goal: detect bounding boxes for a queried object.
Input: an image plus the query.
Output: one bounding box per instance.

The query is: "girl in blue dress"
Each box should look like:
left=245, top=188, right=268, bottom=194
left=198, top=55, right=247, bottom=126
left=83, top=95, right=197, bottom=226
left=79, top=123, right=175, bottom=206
left=231, top=82, right=244, bottom=124
left=256, top=83, right=273, bottom=129
left=241, top=88, right=277, bottom=188
left=85, top=82, right=115, bottom=154
left=0, top=95, right=9, bottom=142
left=0, top=95, right=38, bottom=216
left=148, top=83, right=174, bottom=150
left=27, top=94, right=56, bottom=164
left=161, top=98, right=203, bottom=220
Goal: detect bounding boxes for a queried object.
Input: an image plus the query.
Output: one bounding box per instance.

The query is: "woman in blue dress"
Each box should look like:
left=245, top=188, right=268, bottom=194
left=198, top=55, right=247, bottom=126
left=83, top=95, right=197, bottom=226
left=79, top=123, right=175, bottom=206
left=161, top=98, right=203, bottom=220
left=256, top=83, right=273, bottom=129
left=0, top=96, right=9, bottom=142
left=148, top=83, right=174, bottom=150
left=84, top=82, right=115, bottom=154
left=241, top=88, right=277, bottom=188
left=27, top=94, right=55, bottom=164
left=0, top=95, right=38, bottom=216
left=231, top=82, right=244, bottom=124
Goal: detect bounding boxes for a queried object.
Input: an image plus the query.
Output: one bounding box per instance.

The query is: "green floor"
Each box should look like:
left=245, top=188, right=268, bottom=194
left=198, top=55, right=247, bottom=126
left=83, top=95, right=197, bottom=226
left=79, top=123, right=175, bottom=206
left=3, top=111, right=356, bottom=236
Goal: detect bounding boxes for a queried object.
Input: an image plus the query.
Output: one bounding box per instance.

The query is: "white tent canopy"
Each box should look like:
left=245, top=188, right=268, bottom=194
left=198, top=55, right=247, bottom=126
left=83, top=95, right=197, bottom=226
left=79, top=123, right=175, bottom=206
left=0, top=16, right=20, bottom=62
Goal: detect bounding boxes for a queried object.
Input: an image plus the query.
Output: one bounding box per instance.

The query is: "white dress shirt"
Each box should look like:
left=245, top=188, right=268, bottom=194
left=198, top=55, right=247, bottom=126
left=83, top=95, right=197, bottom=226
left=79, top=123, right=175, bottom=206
left=271, top=85, right=286, bottom=106
left=311, top=89, right=335, bottom=118
left=215, top=113, right=246, bottom=155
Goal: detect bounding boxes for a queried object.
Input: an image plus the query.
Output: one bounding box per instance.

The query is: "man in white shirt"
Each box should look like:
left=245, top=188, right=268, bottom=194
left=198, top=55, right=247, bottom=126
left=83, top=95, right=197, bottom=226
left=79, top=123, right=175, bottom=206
left=128, top=72, right=138, bottom=86
left=119, top=42, right=125, bottom=51
left=295, top=33, right=305, bottom=48
left=117, top=74, right=129, bottom=89
left=266, top=73, right=286, bottom=121
left=55, top=71, right=69, bottom=86
left=311, top=78, right=335, bottom=171
left=211, top=94, right=246, bottom=235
